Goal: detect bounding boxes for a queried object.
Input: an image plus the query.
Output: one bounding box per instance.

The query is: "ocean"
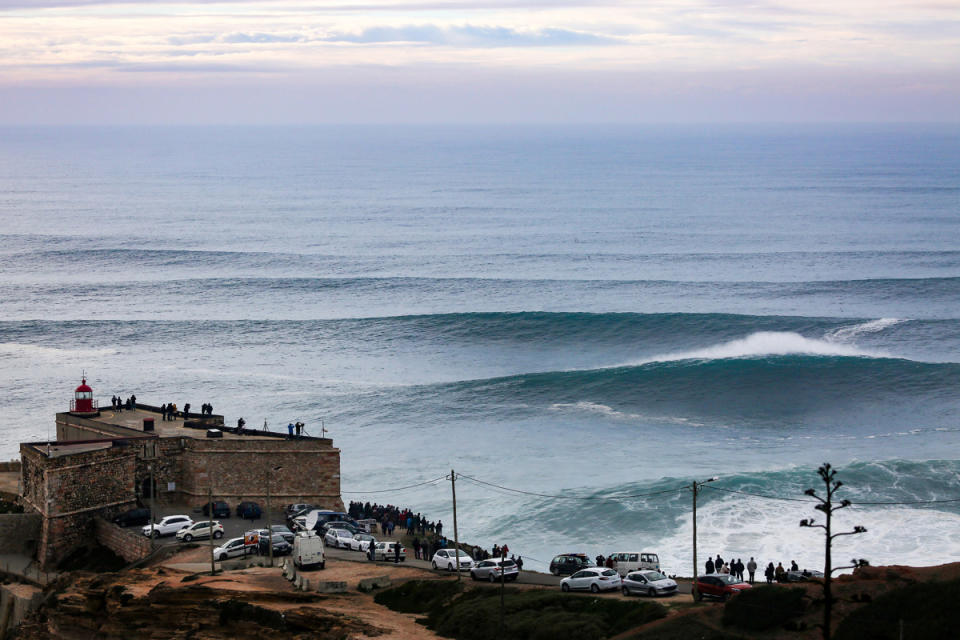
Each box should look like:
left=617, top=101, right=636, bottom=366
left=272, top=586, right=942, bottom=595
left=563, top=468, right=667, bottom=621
left=1, top=124, right=958, bottom=575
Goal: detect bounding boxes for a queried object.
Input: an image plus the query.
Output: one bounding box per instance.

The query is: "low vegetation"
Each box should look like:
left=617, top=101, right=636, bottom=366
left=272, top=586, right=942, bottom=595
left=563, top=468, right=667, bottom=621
left=375, top=580, right=666, bottom=640
left=721, top=585, right=807, bottom=630
left=834, top=578, right=960, bottom=640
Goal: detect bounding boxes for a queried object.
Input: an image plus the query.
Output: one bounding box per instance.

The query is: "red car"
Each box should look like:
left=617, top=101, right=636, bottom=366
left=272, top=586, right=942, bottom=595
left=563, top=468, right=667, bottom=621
left=695, top=574, right=753, bottom=601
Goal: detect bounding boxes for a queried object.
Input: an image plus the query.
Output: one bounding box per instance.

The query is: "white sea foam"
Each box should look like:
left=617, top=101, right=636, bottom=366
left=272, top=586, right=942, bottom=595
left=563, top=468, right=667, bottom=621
left=630, top=331, right=881, bottom=367
left=650, top=494, right=960, bottom=577
left=826, top=317, right=904, bottom=342
left=549, top=401, right=703, bottom=426
left=0, top=343, right=116, bottom=359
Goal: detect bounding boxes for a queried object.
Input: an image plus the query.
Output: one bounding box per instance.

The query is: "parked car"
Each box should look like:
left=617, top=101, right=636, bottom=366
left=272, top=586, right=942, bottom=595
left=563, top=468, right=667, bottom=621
left=549, top=553, right=595, bottom=576
left=470, top=558, right=519, bottom=582
left=201, top=501, right=231, bottom=518
left=622, top=570, right=678, bottom=597
left=269, top=524, right=295, bottom=544
left=236, top=501, right=262, bottom=520
left=293, top=531, right=325, bottom=570
left=347, top=533, right=377, bottom=552
left=113, top=507, right=150, bottom=527
left=176, top=520, right=224, bottom=542
left=257, top=533, right=292, bottom=556
left=786, top=569, right=824, bottom=582
left=560, top=568, right=622, bottom=593
left=319, top=520, right=359, bottom=535
left=142, top=515, right=193, bottom=538
left=323, top=528, right=354, bottom=549
left=213, top=536, right=255, bottom=562
left=695, top=574, right=753, bottom=601
left=285, top=503, right=314, bottom=519
left=431, top=549, right=474, bottom=572
left=608, top=551, right=661, bottom=576
left=372, top=541, right=406, bottom=561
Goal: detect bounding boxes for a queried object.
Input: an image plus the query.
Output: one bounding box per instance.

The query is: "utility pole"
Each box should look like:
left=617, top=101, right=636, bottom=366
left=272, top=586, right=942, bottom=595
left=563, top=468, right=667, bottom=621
left=149, top=464, right=156, bottom=550
left=690, top=477, right=718, bottom=601
left=208, top=486, right=216, bottom=575
left=692, top=479, right=698, bottom=601
left=451, top=469, right=461, bottom=581
left=500, top=545, right=506, bottom=636
left=266, top=465, right=282, bottom=567
left=266, top=470, right=273, bottom=567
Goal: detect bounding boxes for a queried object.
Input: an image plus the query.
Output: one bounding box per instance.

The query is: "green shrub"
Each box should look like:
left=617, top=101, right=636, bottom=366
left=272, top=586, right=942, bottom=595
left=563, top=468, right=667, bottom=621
left=373, top=579, right=462, bottom=614
left=722, top=585, right=806, bottom=630
left=376, top=582, right=667, bottom=640
left=835, top=578, right=960, bottom=640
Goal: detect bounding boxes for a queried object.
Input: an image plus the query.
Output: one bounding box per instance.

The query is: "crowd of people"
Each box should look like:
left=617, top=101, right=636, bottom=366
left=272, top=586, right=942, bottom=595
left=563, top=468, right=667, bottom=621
left=347, top=500, right=522, bottom=568
left=706, top=554, right=804, bottom=584
left=110, top=395, right=136, bottom=411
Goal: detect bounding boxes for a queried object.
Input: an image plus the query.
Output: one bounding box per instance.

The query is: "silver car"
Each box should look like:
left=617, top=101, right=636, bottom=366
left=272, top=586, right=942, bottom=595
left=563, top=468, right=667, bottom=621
left=470, top=558, right=519, bottom=582
left=622, top=570, right=678, bottom=597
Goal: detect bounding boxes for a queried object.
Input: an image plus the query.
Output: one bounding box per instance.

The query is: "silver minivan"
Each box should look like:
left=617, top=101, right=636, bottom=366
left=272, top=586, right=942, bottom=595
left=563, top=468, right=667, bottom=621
left=609, top=551, right=660, bottom=576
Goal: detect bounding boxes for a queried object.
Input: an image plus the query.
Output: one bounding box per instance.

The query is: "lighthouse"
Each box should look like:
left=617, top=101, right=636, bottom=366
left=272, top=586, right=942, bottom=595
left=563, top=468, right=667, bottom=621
left=71, top=377, right=97, bottom=415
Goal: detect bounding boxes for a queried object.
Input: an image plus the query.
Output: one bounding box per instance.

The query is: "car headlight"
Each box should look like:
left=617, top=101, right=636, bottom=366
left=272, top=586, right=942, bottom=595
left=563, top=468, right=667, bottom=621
left=730, top=588, right=741, bottom=593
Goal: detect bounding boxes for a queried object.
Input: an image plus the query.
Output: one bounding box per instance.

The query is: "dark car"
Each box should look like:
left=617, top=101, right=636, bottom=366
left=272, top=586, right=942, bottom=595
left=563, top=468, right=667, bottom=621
left=257, top=533, right=292, bottom=556
left=285, top=503, right=314, bottom=518
left=270, top=524, right=295, bottom=544
left=237, top=501, right=262, bottom=520
left=202, top=501, right=231, bottom=518
left=549, top=553, right=596, bottom=576
left=113, top=507, right=151, bottom=527
left=695, top=574, right=753, bottom=601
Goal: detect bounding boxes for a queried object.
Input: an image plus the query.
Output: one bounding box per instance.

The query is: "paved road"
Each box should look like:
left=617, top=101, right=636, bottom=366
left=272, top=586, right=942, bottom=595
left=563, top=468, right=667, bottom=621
left=134, top=504, right=693, bottom=597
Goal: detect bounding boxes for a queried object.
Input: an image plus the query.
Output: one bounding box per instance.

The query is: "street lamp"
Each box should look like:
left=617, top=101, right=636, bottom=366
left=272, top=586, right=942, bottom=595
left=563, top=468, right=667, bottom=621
left=690, top=476, right=718, bottom=601
left=266, top=465, right=282, bottom=567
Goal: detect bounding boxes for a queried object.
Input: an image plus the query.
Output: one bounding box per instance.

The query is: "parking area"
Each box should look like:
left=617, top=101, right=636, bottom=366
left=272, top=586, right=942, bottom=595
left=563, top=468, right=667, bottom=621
left=135, top=502, right=285, bottom=546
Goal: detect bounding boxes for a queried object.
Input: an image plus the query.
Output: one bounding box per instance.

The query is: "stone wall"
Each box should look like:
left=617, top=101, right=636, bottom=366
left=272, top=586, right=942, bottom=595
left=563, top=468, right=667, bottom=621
left=21, top=442, right=139, bottom=569
left=0, top=514, right=41, bottom=555
left=179, top=438, right=343, bottom=511
left=94, top=517, right=151, bottom=563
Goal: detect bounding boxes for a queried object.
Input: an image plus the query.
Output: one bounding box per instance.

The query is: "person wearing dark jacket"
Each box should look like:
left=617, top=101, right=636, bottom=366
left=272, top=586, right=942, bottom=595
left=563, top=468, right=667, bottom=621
left=706, top=558, right=715, bottom=574
left=765, top=562, right=775, bottom=584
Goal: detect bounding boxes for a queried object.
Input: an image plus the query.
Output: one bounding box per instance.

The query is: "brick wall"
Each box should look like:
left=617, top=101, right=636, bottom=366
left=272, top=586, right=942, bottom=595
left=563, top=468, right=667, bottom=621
left=0, top=514, right=41, bottom=554
left=20, top=443, right=139, bottom=569
left=94, top=517, right=151, bottom=563
left=179, top=439, right=343, bottom=511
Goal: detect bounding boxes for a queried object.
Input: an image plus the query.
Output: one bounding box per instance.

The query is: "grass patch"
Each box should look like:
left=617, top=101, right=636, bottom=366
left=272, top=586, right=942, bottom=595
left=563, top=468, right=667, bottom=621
left=722, top=585, right=807, bottom=630
left=376, top=581, right=666, bottom=640
left=373, top=579, right=462, bottom=614
left=835, top=577, right=960, bottom=640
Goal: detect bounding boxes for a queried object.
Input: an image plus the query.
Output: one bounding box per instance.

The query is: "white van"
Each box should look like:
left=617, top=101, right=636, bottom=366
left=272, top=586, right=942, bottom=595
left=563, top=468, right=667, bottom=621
left=293, top=531, right=326, bottom=570
left=609, top=552, right=660, bottom=576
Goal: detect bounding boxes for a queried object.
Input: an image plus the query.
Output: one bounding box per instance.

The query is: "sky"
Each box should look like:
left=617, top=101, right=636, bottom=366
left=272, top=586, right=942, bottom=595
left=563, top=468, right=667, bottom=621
left=0, top=0, right=958, bottom=124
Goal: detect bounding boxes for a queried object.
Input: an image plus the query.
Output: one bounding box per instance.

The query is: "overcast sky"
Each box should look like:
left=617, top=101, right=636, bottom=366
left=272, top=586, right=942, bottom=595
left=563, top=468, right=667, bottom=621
left=1, top=0, right=958, bottom=124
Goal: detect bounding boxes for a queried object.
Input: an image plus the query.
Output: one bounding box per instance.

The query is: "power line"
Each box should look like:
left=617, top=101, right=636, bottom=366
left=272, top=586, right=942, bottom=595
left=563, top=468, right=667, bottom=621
left=702, top=484, right=816, bottom=503
left=456, top=472, right=686, bottom=501
left=341, top=475, right=448, bottom=495
left=702, top=484, right=960, bottom=506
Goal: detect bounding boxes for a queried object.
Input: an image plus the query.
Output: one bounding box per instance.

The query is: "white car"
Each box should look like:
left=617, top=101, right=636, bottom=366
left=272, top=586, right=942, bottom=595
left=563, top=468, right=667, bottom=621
left=176, top=520, right=225, bottom=542
left=431, top=549, right=474, bottom=571
left=142, top=515, right=193, bottom=538
left=560, top=568, right=622, bottom=593
left=622, top=570, right=678, bottom=597
left=213, top=536, right=254, bottom=562
left=323, top=528, right=354, bottom=548
left=372, top=541, right=406, bottom=561
left=348, top=533, right=377, bottom=552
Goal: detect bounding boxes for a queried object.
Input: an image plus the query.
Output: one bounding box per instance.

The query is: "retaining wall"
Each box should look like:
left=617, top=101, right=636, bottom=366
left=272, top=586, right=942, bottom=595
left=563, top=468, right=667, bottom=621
left=0, top=514, right=41, bottom=555
left=94, top=517, right=152, bottom=563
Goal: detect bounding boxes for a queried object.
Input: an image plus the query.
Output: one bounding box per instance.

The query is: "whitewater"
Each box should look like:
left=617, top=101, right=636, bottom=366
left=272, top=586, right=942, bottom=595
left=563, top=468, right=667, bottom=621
left=1, top=124, right=959, bottom=575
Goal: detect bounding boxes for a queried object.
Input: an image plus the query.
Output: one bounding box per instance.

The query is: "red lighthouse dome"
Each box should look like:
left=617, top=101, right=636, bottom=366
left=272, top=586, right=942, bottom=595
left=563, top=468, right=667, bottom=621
left=72, top=377, right=96, bottom=414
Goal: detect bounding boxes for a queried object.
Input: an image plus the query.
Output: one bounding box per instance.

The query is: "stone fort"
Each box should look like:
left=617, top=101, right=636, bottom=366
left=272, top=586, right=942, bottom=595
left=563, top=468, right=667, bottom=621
left=7, top=379, right=344, bottom=569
